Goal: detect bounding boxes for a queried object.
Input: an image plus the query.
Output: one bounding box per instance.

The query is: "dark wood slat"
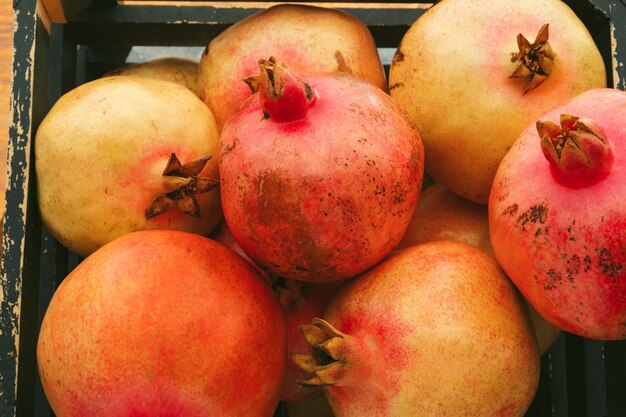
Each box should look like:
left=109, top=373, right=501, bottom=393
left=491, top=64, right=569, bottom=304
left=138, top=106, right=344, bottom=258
left=0, top=0, right=40, bottom=416
left=65, top=3, right=426, bottom=48
left=567, top=0, right=610, bottom=37
left=605, top=339, right=626, bottom=416
left=584, top=340, right=608, bottom=417
left=13, top=15, right=53, bottom=417
left=550, top=334, right=571, bottom=417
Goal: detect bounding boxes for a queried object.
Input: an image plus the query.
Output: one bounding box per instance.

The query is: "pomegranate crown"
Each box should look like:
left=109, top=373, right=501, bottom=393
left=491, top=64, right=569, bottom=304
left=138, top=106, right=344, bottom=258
left=246, top=56, right=318, bottom=123
left=510, top=23, right=556, bottom=94
left=292, top=318, right=350, bottom=387
left=145, top=152, right=219, bottom=219
left=537, top=114, right=613, bottom=187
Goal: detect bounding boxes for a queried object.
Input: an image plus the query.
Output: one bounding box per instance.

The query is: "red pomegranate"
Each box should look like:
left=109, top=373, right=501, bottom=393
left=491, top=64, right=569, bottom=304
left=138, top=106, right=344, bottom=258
left=489, top=88, right=626, bottom=340
left=293, top=241, right=540, bottom=417
left=197, top=4, right=386, bottom=130
left=389, top=0, right=606, bottom=203
left=219, top=57, right=424, bottom=282
left=37, top=230, right=286, bottom=417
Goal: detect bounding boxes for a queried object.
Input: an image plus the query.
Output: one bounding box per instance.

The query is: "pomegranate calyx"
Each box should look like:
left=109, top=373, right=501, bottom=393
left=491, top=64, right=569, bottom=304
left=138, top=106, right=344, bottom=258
left=510, top=23, right=556, bottom=94
left=243, top=75, right=260, bottom=94
left=293, top=318, right=350, bottom=387
left=258, top=56, right=317, bottom=123
left=537, top=114, right=613, bottom=186
left=145, top=152, right=219, bottom=219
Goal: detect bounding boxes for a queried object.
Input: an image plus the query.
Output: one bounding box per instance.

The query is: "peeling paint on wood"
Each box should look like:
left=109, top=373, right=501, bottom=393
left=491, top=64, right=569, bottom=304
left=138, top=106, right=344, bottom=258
left=610, top=2, right=626, bottom=90
left=0, top=0, right=37, bottom=415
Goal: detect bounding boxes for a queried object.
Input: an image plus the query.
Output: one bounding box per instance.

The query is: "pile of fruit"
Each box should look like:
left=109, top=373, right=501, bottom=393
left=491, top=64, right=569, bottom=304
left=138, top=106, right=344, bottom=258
left=34, top=1, right=625, bottom=416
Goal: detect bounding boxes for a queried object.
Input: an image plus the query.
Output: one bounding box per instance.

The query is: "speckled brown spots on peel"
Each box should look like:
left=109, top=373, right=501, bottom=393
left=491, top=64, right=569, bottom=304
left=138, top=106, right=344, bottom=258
left=583, top=255, right=592, bottom=272
left=544, top=269, right=562, bottom=290
left=565, top=254, right=581, bottom=282
left=516, top=204, right=548, bottom=231
left=596, top=248, right=623, bottom=283
left=503, top=203, right=518, bottom=216
left=334, top=51, right=352, bottom=74
left=368, top=109, right=386, bottom=126
left=392, top=182, right=407, bottom=205
left=221, top=138, right=238, bottom=156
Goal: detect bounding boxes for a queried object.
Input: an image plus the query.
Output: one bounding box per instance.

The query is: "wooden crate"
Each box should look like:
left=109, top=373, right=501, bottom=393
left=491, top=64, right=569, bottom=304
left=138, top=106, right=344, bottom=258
left=2, top=1, right=626, bottom=416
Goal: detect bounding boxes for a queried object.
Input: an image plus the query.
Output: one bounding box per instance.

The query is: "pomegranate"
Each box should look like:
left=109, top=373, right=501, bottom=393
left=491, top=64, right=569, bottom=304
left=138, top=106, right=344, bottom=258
left=197, top=4, right=386, bottom=130
left=396, top=183, right=561, bottom=354
left=219, top=57, right=424, bottom=282
left=489, top=88, right=626, bottom=341
left=37, top=230, right=286, bottom=417
left=389, top=0, right=606, bottom=203
left=103, top=57, right=199, bottom=91
left=293, top=241, right=540, bottom=416
left=275, top=279, right=342, bottom=401
left=35, top=76, right=222, bottom=257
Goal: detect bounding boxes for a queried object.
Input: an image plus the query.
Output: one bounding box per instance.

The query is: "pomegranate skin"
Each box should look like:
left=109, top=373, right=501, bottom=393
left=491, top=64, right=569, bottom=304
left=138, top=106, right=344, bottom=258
left=395, top=183, right=493, bottom=254
left=489, top=88, right=626, bottom=340
left=35, top=76, right=222, bottom=257
left=396, top=183, right=561, bottom=355
left=197, top=4, right=387, bottom=130
left=37, top=230, right=286, bottom=417
left=389, top=0, right=606, bottom=203
left=296, top=241, right=539, bottom=417
left=220, top=69, right=424, bottom=282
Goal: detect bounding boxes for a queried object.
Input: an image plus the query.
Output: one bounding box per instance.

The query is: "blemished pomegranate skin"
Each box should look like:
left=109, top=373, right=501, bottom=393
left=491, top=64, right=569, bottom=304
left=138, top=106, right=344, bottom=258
left=219, top=59, right=424, bottom=283
left=489, top=88, right=626, bottom=340
left=295, top=241, right=540, bottom=417
left=37, top=230, right=286, bottom=417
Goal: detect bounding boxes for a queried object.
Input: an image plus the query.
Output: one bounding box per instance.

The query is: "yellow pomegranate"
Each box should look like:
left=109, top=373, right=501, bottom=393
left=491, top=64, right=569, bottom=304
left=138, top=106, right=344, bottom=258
left=35, top=76, right=221, bottom=257
left=390, top=0, right=606, bottom=203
